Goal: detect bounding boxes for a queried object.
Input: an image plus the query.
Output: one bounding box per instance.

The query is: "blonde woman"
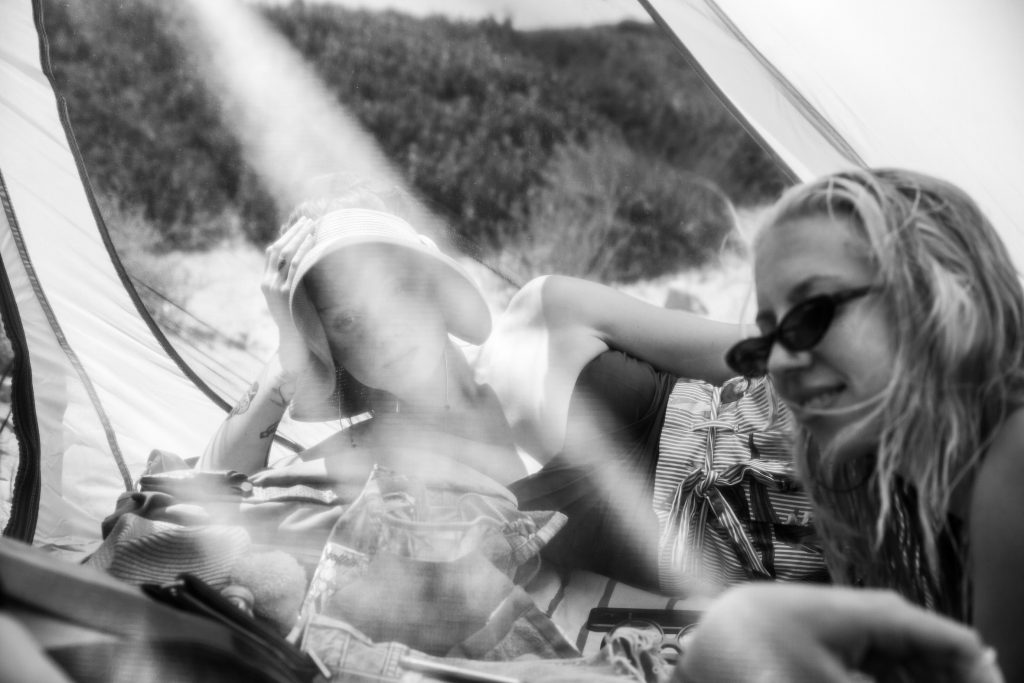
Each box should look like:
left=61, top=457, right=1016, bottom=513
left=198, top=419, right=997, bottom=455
left=724, top=168, right=1024, bottom=680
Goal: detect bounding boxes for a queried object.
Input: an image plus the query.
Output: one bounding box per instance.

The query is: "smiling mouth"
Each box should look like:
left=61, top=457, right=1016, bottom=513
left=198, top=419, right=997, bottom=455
left=791, top=387, right=845, bottom=411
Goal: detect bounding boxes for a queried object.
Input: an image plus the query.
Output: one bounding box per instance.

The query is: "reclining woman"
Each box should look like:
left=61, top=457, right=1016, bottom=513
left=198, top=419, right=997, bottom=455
left=197, top=178, right=527, bottom=488
left=478, top=251, right=823, bottom=595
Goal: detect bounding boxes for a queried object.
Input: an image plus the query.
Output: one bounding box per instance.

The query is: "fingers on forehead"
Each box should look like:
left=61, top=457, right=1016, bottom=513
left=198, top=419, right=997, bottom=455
left=268, top=217, right=314, bottom=255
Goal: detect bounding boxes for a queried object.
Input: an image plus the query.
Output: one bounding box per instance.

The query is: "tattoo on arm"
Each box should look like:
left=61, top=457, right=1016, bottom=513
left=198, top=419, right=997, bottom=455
left=229, top=382, right=259, bottom=417
left=259, top=420, right=280, bottom=440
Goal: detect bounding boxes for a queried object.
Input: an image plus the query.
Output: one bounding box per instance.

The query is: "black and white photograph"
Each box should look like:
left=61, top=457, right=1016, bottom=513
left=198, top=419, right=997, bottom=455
left=0, top=1, right=1021, bottom=680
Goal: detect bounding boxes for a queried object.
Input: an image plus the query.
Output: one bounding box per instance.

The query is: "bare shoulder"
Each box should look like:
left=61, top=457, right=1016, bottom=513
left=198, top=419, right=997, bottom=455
left=498, top=275, right=553, bottom=326
left=479, top=275, right=610, bottom=460
left=969, top=406, right=1024, bottom=683
left=969, top=405, right=1024, bottom=558
left=982, top=407, right=1024, bottom=472
left=971, top=408, right=1024, bottom=513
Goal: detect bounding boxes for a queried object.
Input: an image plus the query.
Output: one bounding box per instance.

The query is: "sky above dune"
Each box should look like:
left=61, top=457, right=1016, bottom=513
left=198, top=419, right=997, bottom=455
left=248, top=0, right=652, bottom=28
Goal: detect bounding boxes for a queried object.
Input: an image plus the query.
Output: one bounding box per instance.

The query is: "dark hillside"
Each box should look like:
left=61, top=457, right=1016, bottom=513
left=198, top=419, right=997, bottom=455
left=40, top=0, right=786, bottom=282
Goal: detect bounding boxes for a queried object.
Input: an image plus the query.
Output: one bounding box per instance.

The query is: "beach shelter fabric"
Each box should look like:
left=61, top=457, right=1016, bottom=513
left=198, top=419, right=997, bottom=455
left=2, top=0, right=1023, bottom=560
left=0, top=0, right=329, bottom=557
left=0, top=0, right=241, bottom=556
left=642, top=0, right=1024, bottom=257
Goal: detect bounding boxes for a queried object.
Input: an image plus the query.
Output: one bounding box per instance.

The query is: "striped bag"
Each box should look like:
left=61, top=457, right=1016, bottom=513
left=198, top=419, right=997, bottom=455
left=654, top=376, right=826, bottom=595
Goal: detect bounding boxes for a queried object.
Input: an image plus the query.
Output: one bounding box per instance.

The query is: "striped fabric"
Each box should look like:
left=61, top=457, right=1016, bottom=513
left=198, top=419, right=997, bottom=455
left=654, top=376, right=825, bottom=595
left=87, top=513, right=252, bottom=588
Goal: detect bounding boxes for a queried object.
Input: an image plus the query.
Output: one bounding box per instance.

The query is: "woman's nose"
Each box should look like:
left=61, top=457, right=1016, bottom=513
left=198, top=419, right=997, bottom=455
left=766, top=341, right=813, bottom=377
left=362, top=312, right=418, bottom=347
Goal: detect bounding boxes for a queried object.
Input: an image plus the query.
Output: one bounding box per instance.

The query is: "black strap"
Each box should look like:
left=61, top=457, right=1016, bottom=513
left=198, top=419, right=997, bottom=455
left=0, top=539, right=318, bottom=683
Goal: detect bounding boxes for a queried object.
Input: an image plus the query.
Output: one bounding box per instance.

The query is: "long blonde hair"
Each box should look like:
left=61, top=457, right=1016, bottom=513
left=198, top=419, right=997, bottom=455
left=760, top=168, right=1024, bottom=617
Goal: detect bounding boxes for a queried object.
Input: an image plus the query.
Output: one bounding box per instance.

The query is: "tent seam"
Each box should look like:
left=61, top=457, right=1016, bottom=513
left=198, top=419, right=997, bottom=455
left=700, top=0, right=867, bottom=170
left=32, top=0, right=302, bottom=460
left=0, top=169, right=42, bottom=542
left=637, top=0, right=799, bottom=185
left=30, top=0, right=134, bottom=491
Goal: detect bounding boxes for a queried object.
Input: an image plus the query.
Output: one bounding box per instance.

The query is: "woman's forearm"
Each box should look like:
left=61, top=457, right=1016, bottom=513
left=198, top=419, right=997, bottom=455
left=196, top=355, right=295, bottom=474
left=536, top=275, right=746, bottom=384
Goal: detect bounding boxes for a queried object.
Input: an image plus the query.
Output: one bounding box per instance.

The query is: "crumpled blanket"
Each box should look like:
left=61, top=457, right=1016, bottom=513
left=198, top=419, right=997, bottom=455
left=304, top=617, right=673, bottom=682
left=86, top=451, right=576, bottom=665
left=121, top=450, right=567, bottom=576
left=85, top=511, right=252, bottom=588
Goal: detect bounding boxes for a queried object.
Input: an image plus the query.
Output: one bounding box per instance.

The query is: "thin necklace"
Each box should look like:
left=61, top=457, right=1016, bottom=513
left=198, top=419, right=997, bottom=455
left=346, top=349, right=450, bottom=448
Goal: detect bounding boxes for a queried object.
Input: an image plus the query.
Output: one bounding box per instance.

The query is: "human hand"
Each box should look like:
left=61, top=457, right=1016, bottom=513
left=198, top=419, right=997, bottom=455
left=248, top=458, right=333, bottom=487
left=673, top=584, right=1003, bottom=683
left=262, top=216, right=316, bottom=377
left=249, top=455, right=369, bottom=502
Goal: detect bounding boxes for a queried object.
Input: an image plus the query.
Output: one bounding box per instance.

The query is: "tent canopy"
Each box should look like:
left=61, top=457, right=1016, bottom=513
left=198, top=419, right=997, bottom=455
left=1, top=0, right=1021, bottom=555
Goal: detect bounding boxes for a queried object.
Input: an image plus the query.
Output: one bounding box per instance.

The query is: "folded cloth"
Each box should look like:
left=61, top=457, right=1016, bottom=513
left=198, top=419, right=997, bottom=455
left=86, top=513, right=252, bottom=588
left=447, top=586, right=580, bottom=661
left=655, top=376, right=826, bottom=595
left=303, top=613, right=668, bottom=682
left=125, top=450, right=565, bottom=574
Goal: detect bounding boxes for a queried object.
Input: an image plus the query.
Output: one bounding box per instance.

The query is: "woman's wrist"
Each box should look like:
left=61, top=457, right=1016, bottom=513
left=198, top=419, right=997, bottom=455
left=265, top=352, right=299, bottom=408
left=271, top=369, right=298, bottom=408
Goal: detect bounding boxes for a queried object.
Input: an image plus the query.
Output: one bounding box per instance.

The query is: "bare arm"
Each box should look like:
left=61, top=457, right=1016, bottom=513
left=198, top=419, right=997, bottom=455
left=969, top=408, right=1024, bottom=683
left=528, top=275, right=746, bottom=382
left=477, top=275, right=747, bottom=459
left=196, top=355, right=294, bottom=474
left=197, top=217, right=316, bottom=474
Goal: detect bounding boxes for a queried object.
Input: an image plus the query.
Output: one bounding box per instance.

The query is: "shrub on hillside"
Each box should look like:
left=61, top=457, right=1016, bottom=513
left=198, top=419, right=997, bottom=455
left=40, top=0, right=786, bottom=279
left=497, top=133, right=739, bottom=284
left=41, top=1, right=267, bottom=250
left=96, top=194, right=194, bottom=323
left=266, top=7, right=607, bottom=251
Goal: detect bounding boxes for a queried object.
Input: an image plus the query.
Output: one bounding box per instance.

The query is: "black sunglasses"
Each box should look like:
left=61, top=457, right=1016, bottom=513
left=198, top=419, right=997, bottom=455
left=725, top=286, right=875, bottom=378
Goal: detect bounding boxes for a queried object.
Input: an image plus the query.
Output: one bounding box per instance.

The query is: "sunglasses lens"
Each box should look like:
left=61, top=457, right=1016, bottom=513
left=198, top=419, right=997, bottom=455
left=779, top=297, right=835, bottom=350
left=726, top=337, right=772, bottom=377
left=727, top=289, right=868, bottom=377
